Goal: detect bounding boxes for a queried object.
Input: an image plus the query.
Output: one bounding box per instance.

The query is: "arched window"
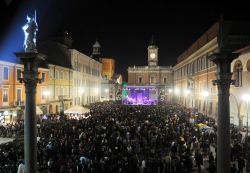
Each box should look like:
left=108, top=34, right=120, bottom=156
left=246, top=59, right=250, bottom=72
left=233, top=60, right=243, bottom=87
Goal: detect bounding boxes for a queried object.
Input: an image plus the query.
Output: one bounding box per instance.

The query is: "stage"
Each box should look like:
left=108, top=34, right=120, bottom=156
left=122, top=86, right=158, bottom=105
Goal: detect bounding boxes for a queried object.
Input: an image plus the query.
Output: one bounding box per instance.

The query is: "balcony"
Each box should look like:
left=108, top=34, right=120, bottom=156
left=14, top=101, right=24, bottom=106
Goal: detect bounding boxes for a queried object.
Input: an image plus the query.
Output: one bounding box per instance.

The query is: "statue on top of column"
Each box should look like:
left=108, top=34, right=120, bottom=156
left=22, top=11, right=38, bottom=52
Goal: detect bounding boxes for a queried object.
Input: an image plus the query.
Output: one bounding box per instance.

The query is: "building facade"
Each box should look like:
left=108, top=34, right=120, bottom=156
left=70, top=49, right=102, bottom=105
left=173, top=21, right=250, bottom=129
left=47, top=64, right=73, bottom=114
left=128, top=38, right=173, bottom=102
left=100, top=58, right=115, bottom=80
left=0, top=60, right=48, bottom=123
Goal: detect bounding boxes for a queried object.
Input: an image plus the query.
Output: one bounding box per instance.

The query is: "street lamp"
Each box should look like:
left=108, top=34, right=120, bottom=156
left=184, top=89, right=190, bottom=96
left=42, top=90, right=50, bottom=97
left=94, top=88, right=99, bottom=94
left=79, top=88, right=85, bottom=94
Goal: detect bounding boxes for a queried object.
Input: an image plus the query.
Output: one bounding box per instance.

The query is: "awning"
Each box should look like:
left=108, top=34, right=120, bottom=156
left=0, top=137, right=14, bottom=145
left=64, top=105, right=90, bottom=114
left=36, top=106, right=43, bottom=115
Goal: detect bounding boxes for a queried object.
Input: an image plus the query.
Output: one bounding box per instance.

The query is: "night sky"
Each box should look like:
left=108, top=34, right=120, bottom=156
left=1, top=0, right=250, bottom=80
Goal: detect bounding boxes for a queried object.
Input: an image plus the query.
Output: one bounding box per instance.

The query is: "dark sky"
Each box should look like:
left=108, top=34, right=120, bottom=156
left=1, top=0, right=250, bottom=80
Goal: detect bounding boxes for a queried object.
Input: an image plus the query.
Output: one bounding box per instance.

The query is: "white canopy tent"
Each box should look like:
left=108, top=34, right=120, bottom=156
left=36, top=106, right=43, bottom=115
left=64, top=106, right=90, bottom=114
left=0, top=137, right=14, bottom=145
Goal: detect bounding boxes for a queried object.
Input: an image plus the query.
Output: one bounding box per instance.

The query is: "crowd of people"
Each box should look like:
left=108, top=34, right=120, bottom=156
left=0, top=102, right=247, bottom=172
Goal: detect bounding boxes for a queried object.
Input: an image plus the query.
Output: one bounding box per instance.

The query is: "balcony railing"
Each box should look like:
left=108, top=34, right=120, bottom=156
left=14, top=101, right=24, bottom=106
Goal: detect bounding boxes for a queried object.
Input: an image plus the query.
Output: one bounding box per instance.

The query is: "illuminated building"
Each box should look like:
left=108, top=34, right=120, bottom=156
left=173, top=21, right=250, bottom=129
left=0, top=59, right=48, bottom=123
left=38, top=32, right=102, bottom=110
left=127, top=36, right=173, bottom=104
left=99, top=58, right=115, bottom=80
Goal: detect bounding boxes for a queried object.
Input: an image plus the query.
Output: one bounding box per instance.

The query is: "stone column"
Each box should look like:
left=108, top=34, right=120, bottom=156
left=15, top=52, right=45, bottom=173
left=209, top=52, right=238, bottom=173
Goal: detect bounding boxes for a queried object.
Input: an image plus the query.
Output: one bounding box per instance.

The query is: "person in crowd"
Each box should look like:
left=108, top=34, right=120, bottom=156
left=0, top=101, right=243, bottom=172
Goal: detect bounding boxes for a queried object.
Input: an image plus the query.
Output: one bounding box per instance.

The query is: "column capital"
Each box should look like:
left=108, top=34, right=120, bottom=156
left=209, top=52, right=239, bottom=64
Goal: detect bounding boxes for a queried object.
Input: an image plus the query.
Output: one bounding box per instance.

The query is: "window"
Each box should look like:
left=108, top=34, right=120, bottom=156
left=78, top=64, right=80, bottom=72
left=64, top=72, right=68, bottom=80
left=203, top=101, right=206, bottom=111
left=247, top=59, right=250, bottom=72
left=82, top=64, right=85, bottom=73
left=138, top=77, right=142, bottom=84
left=41, top=72, right=46, bottom=82
left=3, top=88, right=9, bottom=102
left=198, top=100, right=201, bottom=110
left=3, top=67, right=9, bottom=80
left=150, top=76, right=156, bottom=84
left=49, top=69, right=54, bottom=78
left=55, top=87, right=58, bottom=97
left=234, top=61, right=243, bottom=87
left=209, top=102, right=213, bottom=114
left=163, top=77, right=167, bottom=84
left=16, top=69, right=22, bottom=81
left=60, top=87, right=63, bottom=96
left=60, top=71, right=64, bottom=80
left=16, top=88, right=22, bottom=102
left=74, top=61, right=77, bottom=70
left=55, top=70, right=59, bottom=79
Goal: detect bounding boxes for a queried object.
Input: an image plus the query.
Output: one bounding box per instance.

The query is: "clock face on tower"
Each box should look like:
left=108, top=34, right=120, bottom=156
left=150, top=53, right=156, bottom=59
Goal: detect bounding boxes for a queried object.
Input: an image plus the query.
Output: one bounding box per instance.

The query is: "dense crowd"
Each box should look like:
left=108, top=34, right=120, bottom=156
left=0, top=102, right=247, bottom=173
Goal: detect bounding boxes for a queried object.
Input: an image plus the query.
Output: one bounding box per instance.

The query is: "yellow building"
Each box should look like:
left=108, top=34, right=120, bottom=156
left=100, top=58, right=115, bottom=80
left=0, top=60, right=49, bottom=123
left=47, top=64, right=73, bottom=114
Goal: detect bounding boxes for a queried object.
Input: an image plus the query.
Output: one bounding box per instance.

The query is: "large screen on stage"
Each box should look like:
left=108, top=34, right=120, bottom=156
left=122, top=86, right=158, bottom=105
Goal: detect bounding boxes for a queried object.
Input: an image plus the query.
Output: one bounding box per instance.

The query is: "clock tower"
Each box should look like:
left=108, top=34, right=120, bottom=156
left=148, top=35, right=158, bottom=67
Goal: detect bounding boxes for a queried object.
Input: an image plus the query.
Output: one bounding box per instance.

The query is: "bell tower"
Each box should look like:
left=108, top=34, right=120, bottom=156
left=91, top=39, right=101, bottom=61
left=148, top=35, right=158, bottom=67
